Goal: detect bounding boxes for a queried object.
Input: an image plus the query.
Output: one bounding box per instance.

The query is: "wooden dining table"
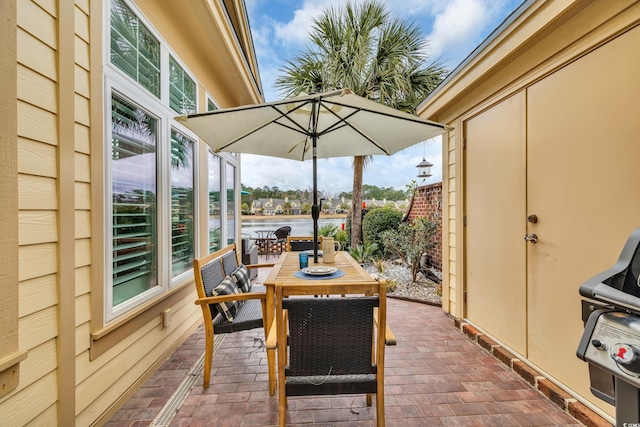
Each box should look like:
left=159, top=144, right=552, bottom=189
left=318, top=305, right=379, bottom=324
left=262, top=251, right=395, bottom=393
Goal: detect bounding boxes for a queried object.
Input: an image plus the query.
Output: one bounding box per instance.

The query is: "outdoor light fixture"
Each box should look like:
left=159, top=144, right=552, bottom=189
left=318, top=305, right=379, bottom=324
left=416, top=158, right=433, bottom=178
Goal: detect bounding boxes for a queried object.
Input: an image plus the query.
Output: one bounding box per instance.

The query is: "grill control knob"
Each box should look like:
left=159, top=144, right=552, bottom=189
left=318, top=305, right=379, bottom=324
left=610, top=344, right=640, bottom=373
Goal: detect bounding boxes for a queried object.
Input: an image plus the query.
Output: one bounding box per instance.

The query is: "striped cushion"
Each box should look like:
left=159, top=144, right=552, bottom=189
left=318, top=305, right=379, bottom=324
left=211, top=276, right=241, bottom=322
left=230, top=264, right=251, bottom=293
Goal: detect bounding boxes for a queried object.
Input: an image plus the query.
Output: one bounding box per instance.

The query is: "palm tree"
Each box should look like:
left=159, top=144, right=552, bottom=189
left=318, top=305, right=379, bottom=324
left=275, top=0, right=446, bottom=247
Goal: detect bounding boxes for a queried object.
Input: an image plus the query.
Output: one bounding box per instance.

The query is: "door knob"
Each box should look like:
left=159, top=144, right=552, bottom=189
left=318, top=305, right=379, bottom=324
left=524, top=234, right=538, bottom=243
left=527, top=214, right=538, bottom=223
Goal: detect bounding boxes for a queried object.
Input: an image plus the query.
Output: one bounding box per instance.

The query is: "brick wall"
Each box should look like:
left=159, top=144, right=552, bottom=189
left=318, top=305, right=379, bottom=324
left=405, top=182, right=442, bottom=270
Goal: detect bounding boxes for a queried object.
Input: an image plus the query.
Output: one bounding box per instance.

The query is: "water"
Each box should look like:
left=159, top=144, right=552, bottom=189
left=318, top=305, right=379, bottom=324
left=241, top=217, right=346, bottom=238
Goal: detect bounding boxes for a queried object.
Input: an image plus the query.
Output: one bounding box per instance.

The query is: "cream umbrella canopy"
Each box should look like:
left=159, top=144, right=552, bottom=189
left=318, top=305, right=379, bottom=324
left=175, top=88, right=452, bottom=262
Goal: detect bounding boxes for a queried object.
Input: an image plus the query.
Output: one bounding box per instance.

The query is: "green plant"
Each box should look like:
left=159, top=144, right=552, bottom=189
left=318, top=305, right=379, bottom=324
left=348, top=242, right=379, bottom=264
left=384, top=279, right=397, bottom=292
left=380, top=217, right=439, bottom=282
left=372, top=257, right=385, bottom=273
left=362, top=206, right=403, bottom=255
left=315, top=223, right=339, bottom=238
left=334, top=230, right=348, bottom=250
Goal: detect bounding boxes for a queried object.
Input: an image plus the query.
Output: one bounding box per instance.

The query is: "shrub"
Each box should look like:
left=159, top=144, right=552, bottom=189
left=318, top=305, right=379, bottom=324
left=380, top=217, right=439, bottom=282
left=334, top=230, right=348, bottom=249
left=362, top=206, right=403, bottom=255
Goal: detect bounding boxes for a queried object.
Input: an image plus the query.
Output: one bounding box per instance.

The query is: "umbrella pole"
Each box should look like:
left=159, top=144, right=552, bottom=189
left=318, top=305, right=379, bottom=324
left=311, top=100, right=319, bottom=264
left=312, top=146, right=319, bottom=264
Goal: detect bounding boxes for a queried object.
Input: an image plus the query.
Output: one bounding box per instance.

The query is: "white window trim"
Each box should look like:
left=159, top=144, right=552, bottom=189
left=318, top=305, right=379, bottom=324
left=103, top=0, right=203, bottom=322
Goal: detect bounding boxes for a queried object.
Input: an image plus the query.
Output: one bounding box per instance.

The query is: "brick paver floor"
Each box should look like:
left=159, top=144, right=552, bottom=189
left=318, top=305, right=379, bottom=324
left=107, top=295, right=586, bottom=426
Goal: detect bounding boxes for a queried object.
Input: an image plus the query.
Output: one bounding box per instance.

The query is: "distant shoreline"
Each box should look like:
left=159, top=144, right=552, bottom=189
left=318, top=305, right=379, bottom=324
left=241, top=213, right=348, bottom=221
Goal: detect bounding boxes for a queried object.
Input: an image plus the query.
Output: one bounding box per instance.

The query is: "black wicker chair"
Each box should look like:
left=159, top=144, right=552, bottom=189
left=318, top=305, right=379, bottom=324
left=270, top=282, right=389, bottom=426
left=272, top=226, right=291, bottom=255
left=285, top=235, right=322, bottom=252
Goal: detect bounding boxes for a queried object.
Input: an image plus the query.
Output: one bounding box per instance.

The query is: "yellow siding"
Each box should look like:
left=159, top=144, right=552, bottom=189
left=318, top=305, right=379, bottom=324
left=75, top=152, right=90, bottom=182
left=17, top=0, right=56, bottom=49
left=74, top=123, right=90, bottom=154
left=75, top=323, right=91, bottom=357
left=77, top=320, right=163, bottom=411
left=75, top=238, right=91, bottom=268
left=74, top=92, right=90, bottom=125
left=17, top=65, right=57, bottom=113
left=25, top=404, right=57, bottom=427
left=18, top=243, right=57, bottom=282
left=76, top=0, right=88, bottom=14
left=1, top=371, right=57, bottom=426
left=17, top=137, right=57, bottom=177
left=75, top=293, right=91, bottom=327
left=32, top=0, right=56, bottom=17
left=19, top=305, right=57, bottom=351
left=74, top=182, right=91, bottom=210
left=74, top=5, right=89, bottom=42
left=17, top=28, right=56, bottom=80
left=75, top=210, right=91, bottom=239
left=18, top=274, right=56, bottom=318
left=17, top=101, right=57, bottom=145
left=75, top=265, right=91, bottom=296
left=74, top=34, right=89, bottom=70
left=16, top=339, right=57, bottom=391
left=75, top=64, right=90, bottom=97
left=18, top=174, right=58, bottom=210
left=18, top=211, right=57, bottom=245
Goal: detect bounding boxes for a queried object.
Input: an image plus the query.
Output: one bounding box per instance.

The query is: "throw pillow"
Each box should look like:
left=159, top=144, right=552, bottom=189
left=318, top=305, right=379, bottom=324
left=230, top=264, right=251, bottom=293
left=211, top=276, right=241, bottom=322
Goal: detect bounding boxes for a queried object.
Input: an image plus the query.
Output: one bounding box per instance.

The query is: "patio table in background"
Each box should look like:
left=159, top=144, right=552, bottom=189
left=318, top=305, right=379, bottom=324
left=252, top=229, right=276, bottom=259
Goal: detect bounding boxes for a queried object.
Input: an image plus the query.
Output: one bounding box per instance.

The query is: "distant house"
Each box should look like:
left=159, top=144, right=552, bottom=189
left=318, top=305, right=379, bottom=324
left=1, top=1, right=261, bottom=425
left=251, top=197, right=302, bottom=215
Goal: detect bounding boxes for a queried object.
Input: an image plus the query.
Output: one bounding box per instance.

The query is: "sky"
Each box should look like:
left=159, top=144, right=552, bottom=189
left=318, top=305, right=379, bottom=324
left=241, top=0, right=524, bottom=195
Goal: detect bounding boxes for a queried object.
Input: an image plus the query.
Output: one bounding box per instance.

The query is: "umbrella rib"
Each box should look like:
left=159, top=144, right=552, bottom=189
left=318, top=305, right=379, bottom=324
left=216, top=104, right=310, bottom=151
left=324, top=99, right=451, bottom=129
left=318, top=103, right=390, bottom=155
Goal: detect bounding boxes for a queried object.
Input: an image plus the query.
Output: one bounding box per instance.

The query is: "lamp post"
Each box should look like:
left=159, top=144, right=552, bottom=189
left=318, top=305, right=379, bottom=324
left=416, top=158, right=433, bottom=178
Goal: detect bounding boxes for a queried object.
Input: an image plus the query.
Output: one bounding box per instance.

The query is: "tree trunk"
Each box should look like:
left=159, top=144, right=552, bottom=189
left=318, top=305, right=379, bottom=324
left=351, top=155, right=364, bottom=248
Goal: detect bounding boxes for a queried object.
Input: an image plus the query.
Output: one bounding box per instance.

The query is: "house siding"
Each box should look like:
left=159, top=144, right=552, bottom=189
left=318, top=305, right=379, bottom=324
left=3, top=0, right=261, bottom=425
left=419, top=0, right=640, bottom=421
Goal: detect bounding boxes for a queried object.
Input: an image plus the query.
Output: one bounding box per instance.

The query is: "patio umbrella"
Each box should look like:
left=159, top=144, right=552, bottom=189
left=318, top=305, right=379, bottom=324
left=175, top=88, right=452, bottom=262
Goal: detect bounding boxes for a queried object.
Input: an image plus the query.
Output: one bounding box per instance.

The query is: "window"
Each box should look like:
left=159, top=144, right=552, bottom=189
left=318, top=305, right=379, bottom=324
left=110, top=0, right=160, bottom=97
left=170, top=130, right=195, bottom=277
left=207, top=98, right=218, bottom=112
left=208, top=153, right=221, bottom=253
left=169, top=56, right=196, bottom=114
left=111, top=94, right=158, bottom=305
left=226, top=165, right=236, bottom=245
left=104, top=0, right=240, bottom=321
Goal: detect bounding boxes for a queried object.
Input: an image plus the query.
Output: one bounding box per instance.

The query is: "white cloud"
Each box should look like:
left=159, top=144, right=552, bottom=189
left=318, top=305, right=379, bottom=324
left=426, top=0, right=513, bottom=68
left=243, top=0, right=520, bottom=191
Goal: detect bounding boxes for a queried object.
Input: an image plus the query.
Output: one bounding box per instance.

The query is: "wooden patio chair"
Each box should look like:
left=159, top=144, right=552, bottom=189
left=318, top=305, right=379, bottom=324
left=267, top=280, right=391, bottom=427
left=193, top=244, right=276, bottom=392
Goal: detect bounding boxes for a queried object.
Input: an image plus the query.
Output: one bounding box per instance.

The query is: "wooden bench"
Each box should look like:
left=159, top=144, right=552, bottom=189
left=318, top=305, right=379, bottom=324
left=193, top=244, right=275, bottom=393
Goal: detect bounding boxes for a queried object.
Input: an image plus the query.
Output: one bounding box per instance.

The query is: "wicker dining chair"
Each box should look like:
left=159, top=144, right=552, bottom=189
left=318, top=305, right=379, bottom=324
left=270, top=281, right=389, bottom=426
left=285, top=235, right=323, bottom=252
left=272, top=226, right=291, bottom=254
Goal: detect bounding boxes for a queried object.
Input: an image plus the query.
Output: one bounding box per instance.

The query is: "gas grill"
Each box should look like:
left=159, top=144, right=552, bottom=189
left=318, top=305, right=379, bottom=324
left=578, top=227, right=640, bottom=426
